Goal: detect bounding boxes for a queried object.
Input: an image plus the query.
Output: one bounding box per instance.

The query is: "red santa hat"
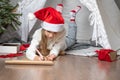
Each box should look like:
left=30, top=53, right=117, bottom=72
left=33, top=7, right=64, bottom=32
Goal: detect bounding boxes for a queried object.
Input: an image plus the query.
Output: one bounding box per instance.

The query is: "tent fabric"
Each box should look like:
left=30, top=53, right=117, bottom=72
left=79, top=0, right=111, bottom=49
left=78, top=0, right=120, bottom=50
left=97, top=0, right=120, bottom=50
left=17, top=0, right=47, bottom=42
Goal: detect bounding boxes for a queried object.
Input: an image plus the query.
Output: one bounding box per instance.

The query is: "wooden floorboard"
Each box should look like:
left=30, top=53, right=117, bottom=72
left=0, top=55, right=120, bottom=80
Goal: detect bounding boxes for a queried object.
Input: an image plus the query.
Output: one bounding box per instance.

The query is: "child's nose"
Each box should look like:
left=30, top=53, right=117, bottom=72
left=49, top=33, right=54, bottom=38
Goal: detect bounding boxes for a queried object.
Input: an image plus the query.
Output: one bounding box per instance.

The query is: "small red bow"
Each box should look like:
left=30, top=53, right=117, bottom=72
left=19, top=44, right=30, bottom=51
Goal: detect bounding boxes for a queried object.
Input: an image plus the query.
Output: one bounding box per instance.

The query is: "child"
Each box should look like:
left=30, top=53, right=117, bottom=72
left=26, top=4, right=81, bottom=61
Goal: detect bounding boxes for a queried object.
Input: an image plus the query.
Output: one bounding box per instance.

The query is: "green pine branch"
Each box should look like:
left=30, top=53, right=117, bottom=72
left=0, top=0, right=21, bottom=34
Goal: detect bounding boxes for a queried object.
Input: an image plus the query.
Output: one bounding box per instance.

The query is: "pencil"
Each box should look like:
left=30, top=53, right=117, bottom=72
left=36, top=49, right=44, bottom=60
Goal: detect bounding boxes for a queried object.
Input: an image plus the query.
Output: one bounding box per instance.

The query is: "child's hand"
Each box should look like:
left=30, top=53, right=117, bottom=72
left=46, top=54, right=56, bottom=61
left=34, top=55, right=43, bottom=61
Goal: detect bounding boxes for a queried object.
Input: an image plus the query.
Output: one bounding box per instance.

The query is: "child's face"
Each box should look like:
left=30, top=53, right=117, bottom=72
left=44, top=30, right=57, bottom=39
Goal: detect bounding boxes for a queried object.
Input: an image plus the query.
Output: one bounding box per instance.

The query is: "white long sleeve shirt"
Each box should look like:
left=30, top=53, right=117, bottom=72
left=26, top=28, right=67, bottom=60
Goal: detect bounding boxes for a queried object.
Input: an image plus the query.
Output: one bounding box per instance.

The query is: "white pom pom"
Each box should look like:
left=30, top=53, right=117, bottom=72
left=28, top=13, right=36, bottom=20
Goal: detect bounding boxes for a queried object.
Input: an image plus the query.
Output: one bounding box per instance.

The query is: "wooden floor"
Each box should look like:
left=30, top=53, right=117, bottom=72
left=0, top=55, right=120, bottom=80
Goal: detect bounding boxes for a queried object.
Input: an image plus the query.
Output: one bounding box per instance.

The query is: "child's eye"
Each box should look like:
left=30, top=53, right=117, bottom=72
left=54, top=32, right=57, bottom=35
left=46, top=30, right=58, bottom=34
left=47, top=31, right=52, bottom=33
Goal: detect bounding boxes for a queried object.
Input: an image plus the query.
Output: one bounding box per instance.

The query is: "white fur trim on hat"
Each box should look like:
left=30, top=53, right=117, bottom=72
left=28, top=13, right=36, bottom=20
left=41, top=21, right=64, bottom=32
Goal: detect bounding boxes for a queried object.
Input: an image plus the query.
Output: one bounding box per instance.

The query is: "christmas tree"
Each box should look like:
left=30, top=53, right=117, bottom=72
left=0, top=0, right=21, bottom=34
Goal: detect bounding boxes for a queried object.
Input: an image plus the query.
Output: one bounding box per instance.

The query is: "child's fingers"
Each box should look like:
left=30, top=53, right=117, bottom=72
left=34, top=55, right=43, bottom=61
left=46, top=54, right=56, bottom=61
left=45, top=56, right=52, bottom=61
left=39, top=57, right=43, bottom=61
left=44, top=57, right=48, bottom=61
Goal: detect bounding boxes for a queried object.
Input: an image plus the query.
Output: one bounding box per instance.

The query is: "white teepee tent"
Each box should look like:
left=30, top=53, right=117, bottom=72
left=3, top=0, right=119, bottom=51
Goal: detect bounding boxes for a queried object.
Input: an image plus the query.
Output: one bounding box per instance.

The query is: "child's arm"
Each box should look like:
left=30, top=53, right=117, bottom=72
left=48, top=29, right=67, bottom=60
left=26, top=29, right=42, bottom=60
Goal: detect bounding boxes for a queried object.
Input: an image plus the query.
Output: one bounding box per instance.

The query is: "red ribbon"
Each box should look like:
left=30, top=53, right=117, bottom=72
left=0, top=53, right=23, bottom=58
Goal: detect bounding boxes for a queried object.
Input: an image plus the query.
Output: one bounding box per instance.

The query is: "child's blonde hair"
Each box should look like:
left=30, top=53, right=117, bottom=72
left=39, top=29, right=49, bottom=56
left=37, top=29, right=65, bottom=57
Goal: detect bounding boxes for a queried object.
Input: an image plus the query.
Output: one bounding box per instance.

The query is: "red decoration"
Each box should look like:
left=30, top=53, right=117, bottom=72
left=0, top=53, right=23, bottom=58
left=34, top=7, right=64, bottom=24
left=96, top=49, right=116, bottom=62
left=20, top=43, right=30, bottom=51
left=0, top=44, right=30, bottom=58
